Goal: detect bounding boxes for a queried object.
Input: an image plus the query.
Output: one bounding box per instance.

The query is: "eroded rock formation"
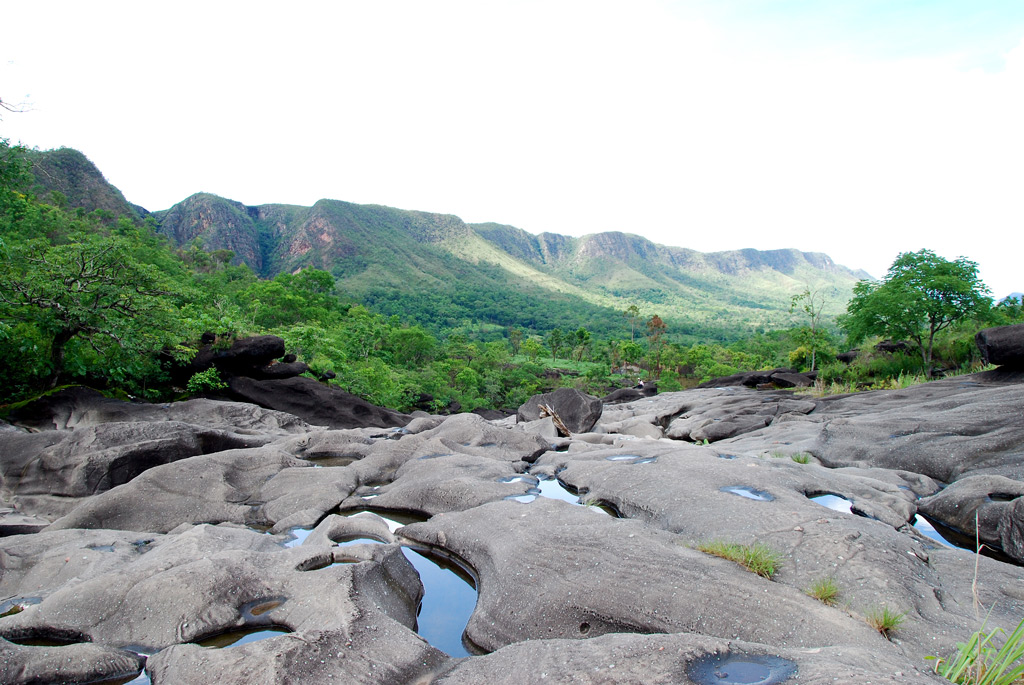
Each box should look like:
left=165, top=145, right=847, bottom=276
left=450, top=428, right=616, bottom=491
left=3, top=366, right=1024, bottom=683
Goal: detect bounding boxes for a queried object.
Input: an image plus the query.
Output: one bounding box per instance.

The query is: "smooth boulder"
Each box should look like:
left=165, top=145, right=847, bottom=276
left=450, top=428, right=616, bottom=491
left=516, top=387, right=603, bottom=433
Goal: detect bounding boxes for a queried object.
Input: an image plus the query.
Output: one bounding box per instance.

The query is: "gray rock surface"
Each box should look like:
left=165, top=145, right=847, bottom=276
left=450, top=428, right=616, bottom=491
left=517, top=387, right=603, bottom=433
left=2, top=374, right=1023, bottom=683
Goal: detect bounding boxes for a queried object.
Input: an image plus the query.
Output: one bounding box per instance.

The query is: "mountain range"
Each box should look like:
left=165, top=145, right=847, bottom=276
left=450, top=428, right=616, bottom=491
left=26, top=147, right=870, bottom=341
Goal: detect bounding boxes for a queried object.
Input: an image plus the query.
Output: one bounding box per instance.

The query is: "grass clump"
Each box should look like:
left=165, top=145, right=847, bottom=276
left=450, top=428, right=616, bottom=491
left=791, top=452, right=811, bottom=464
left=805, top=576, right=841, bottom=606
left=927, top=616, right=1024, bottom=685
left=696, top=540, right=782, bottom=579
left=865, top=605, right=906, bottom=638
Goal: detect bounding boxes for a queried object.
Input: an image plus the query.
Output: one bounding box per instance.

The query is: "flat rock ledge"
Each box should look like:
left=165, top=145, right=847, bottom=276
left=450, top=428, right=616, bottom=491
left=3, top=373, right=1024, bottom=683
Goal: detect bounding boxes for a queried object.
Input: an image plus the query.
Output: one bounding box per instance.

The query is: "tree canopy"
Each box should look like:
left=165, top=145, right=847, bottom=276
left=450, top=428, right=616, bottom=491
left=840, top=249, right=990, bottom=375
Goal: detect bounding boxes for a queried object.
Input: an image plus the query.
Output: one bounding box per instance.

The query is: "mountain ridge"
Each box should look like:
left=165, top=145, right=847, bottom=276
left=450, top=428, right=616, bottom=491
left=25, top=147, right=869, bottom=340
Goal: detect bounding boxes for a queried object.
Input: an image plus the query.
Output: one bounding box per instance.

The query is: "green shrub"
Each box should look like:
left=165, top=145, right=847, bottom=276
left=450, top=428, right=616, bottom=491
left=186, top=368, right=227, bottom=394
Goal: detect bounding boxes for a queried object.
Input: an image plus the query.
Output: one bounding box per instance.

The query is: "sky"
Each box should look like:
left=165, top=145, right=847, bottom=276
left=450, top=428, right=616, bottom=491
left=3, top=0, right=1023, bottom=297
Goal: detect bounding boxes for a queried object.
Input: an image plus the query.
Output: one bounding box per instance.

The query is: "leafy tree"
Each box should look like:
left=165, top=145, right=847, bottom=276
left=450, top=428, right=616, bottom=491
left=646, top=314, right=667, bottom=378
left=620, top=341, right=644, bottom=366
left=508, top=327, right=523, bottom=356
left=547, top=328, right=565, bottom=361
left=841, top=249, right=990, bottom=376
left=624, top=304, right=641, bottom=342
left=0, top=232, right=189, bottom=388
left=521, top=337, right=543, bottom=361
left=790, top=285, right=830, bottom=371
left=572, top=326, right=591, bottom=362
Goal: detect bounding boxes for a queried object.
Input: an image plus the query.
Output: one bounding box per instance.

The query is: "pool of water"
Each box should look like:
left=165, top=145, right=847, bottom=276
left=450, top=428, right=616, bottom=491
left=400, top=547, right=478, bottom=658
left=720, top=486, right=775, bottom=502
left=687, top=652, right=798, bottom=684
left=911, top=514, right=957, bottom=549
left=306, top=455, right=358, bottom=468
left=339, top=508, right=429, bottom=533
left=281, top=527, right=313, bottom=548
left=196, top=626, right=291, bottom=648
left=809, top=494, right=853, bottom=514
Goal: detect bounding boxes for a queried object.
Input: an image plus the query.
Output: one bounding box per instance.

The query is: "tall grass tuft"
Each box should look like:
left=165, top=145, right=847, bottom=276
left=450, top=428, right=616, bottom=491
left=928, top=616, right=1024, bottom=685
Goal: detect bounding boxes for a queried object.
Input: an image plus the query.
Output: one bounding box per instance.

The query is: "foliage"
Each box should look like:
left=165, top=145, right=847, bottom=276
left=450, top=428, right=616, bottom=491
left=695, top=540, right=782, bottom=579
left=805, top=576, right=840, bottom=605
left=927, top=616, right=1024, bottom=685
left=841, top=250, right=990, bottom=376
left=790, top=285, right=833, bottom=371
left=186, top=368, right=227, bottom=394
left=864, top=605, right=906, bottom=638
left=0, top=217, right=192, bottom=388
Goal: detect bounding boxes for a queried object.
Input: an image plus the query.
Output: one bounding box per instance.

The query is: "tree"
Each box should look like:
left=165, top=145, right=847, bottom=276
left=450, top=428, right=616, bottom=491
left=572, top=326, right=591, bottom=362
left=521, top=337, right=543, bottom=362
left=0, top=233, right=185, bottom=387
left=646, top=314, right=667, bottom=378
left=623, top=304, right=641, bottom=342
left=547, top=328, right=565, bottom=361
left=790, top=284, right=831, bottom=371
left=840, top=249, right=990, bottom=376
left=508, top=327, right=523, bottom=356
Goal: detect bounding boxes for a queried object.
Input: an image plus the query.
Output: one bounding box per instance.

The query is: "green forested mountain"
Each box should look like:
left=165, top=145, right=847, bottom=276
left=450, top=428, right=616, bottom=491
left=25, top=147, right=867, bottom=342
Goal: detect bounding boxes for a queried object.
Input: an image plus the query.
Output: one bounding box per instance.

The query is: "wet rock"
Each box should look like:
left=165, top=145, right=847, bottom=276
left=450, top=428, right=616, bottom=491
left=976, top=323, right=1024, bottom=368
left=0, top=638, right=145, bottom=685
left=45, top=446, right=304, bottom=532
left=917, top=475, right=1024, bottom=560
left=697, top=368, right=814, bottom=389
left=1000, top=498, right=1024, bottom=563
left=147, top=624, right=448, bottom=685
left=339, top=453, right=530, bottom=516
left=253, top=359, right=311, bottom=379
left=0, top=524, right=423, bottom=653
left=719, top=375, right=1024, bottom=483
left=0, top=421, right=271, bottom=521
left=4, top=387, right=311, bottom=434
left=664, top=389, right=815, bottom=442
left=400, top=499, right=888, bottom=653
left=517, top=388, right=603, bottom=433
left=227, top=376, right=410, bottom=429
left=526, top=441, right=1024, bottom=658
left=431, top=631, right=940, bottom=684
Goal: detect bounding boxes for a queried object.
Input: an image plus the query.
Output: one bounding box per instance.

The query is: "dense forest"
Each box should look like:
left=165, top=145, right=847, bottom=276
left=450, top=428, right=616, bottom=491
left=2, top=138, right=1022, bottom=413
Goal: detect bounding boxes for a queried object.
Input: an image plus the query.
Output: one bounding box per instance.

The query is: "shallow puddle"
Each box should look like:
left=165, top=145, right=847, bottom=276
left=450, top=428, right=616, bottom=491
left=340, top=508, right=428, bottom=533
left=196, top=626, right=291, bottom=648
left=401, top=547, right=478, bottom=658
left=335, top=536, right=387, bottom=547
left=282, top=527, right=313, bottom=548
left=0, top=596, right=41, bottom=617
left=721, top=486, right=775, bottom=502
left=306, top=455, right=358, bottom=468
left=604, top=454, right=657, bottom=464
left=687, top=652, right=798, bottom=684
left=535, top=476, right=581, bottom=504
left=911, top=514, right=958, bottom=549
left=496, top=474, right=538, bottom=485
left=809, top=493, right=853, bottom=514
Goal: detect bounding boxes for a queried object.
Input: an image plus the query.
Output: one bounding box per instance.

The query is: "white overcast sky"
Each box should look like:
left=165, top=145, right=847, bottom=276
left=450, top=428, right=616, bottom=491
left=3, top=1, right=1022, bottom=297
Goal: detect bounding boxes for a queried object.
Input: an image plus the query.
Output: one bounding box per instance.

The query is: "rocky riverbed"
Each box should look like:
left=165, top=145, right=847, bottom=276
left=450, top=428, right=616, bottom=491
left=2, top=368, right=1023, bottom=683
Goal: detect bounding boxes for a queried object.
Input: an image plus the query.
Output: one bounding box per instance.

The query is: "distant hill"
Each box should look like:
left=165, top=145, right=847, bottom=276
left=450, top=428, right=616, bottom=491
left=26, top=147, right=870, bottom=341
left=25, top=148, right=144, bottom=220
